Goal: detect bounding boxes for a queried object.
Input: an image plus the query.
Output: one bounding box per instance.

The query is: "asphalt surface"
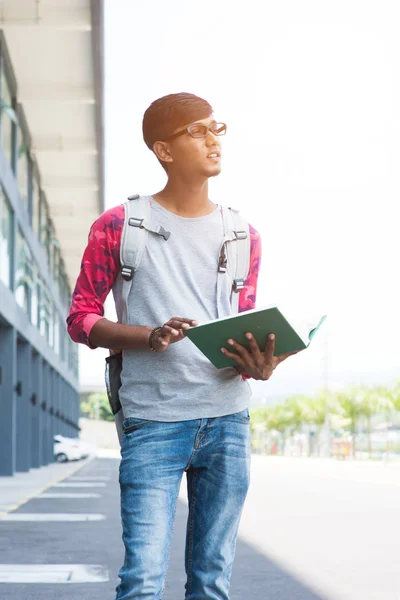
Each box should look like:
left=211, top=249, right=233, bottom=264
left=1, top=456, right=400, bottom=599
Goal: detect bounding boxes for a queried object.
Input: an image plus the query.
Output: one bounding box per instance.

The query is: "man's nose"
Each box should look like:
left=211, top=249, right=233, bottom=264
left=205, top=129, right=219, bottom=144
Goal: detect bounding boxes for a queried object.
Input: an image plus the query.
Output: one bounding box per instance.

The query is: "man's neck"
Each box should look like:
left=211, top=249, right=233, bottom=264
left=152, top=179, right=215, bottom=218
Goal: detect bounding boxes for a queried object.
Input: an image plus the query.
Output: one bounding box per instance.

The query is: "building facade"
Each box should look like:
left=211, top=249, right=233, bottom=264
left=0, top=1, right=104, bottom=476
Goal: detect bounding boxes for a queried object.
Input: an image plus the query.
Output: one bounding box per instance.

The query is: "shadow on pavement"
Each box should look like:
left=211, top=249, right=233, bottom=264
left=165, top=499, right=328, bottom=600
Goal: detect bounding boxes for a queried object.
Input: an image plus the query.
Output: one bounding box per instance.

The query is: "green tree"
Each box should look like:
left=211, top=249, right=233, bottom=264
left=285, top=395, right=310, bottom=434
left=81, top=393, right=114, bottom=422
left=299, top=392, right=330, bottom=456
left=361, top=387, right=394, bottom=457
left=264, top=403, right=298, bottom=454
left=337, top=387, right=366, bottom=457
left=389, top=381, right=400, bottom=413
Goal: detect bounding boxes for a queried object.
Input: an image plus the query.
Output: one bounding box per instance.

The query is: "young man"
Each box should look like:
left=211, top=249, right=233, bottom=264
left=67, top=92, right=294, bottom=600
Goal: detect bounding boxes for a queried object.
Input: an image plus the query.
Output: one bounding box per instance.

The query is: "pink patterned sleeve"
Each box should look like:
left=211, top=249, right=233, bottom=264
left=66, top=205, right=125, bottom=348
left=238, top=224, right=262, bottom=313
left=238, top=224, right=262, bottom=379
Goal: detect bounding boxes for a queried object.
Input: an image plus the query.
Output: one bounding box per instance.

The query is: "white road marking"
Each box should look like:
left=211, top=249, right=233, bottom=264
left=0, top=564, right=109, bottom=583
left=68, top=476, right=110, bottom=481
left=53, top=482, right=106, bottom=488
left=0, top=513, right=105, bottom=521
left=38, top=493, right=102, bottom=499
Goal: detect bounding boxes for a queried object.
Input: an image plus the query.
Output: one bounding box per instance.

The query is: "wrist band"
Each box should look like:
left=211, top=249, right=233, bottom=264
left=149, top=326, right=163, bottom=351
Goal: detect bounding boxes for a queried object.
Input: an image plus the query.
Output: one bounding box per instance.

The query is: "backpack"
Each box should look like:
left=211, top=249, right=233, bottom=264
left=106, top=194, right=251, bottom=442
left=119, top=194, right=251, bottom=323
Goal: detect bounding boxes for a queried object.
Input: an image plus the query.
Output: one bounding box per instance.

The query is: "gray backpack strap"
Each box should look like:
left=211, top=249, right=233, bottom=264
left=217, top=207, right=250, bottom=315
left=120, top=194, right=171, bottom=324
left=114, top=194, right=171, bottom=443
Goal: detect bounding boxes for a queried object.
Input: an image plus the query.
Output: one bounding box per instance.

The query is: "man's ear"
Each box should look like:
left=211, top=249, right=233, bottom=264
left=153, top=141, right=173, bottom=165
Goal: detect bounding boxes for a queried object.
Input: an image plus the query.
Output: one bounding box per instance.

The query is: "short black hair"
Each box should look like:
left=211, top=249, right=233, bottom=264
left=142, top=92, right=213, bottom=150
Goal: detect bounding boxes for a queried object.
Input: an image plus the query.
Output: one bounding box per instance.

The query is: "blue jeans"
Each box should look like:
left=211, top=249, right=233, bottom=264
left=115, top=409, right=251, bottom=600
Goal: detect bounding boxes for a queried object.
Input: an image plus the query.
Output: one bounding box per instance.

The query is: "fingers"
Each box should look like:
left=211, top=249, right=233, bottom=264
left=220, top=344, right=247, bottom=368
left=165, top=318, right=199, bottom=335
left=221, top=338, right=254, bottom=370
left=161, top=325, right=180, bottom=337
left=169, top=317, right=199, bottom=327
left=243, top=333, right=265, bottom=369
left=260, top=333, right=275, bottom=365
left=155, top=317, right=198, bottom=350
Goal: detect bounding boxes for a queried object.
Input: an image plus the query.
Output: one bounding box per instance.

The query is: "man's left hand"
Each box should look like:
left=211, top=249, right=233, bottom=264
left=221, top=333, right=298, bottom=381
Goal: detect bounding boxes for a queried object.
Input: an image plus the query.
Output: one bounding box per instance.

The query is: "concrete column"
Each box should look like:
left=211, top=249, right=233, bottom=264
left=30, top=350, right=42, bottom=469
left=0, top=325, right=17, bottom=475
left=48, top=367, right=54, bottom=444
left=73, top=385, right=80, bottom=436
left=66, top=382, right=73, bottom=437
left=59, top=378, right=64, bottom=436
left=41, top=361, right=50, bottom=466
left=16, top=338, right=32, bottom=472
left=54, top=371, right=60, bottom=436
left=45, top=364, right=54, bottom=464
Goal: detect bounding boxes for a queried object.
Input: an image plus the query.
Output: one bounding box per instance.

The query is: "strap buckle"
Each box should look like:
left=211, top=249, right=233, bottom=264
left=218, top=251, right=227, bottom=273
left=232, top=278, right=245, bottom=292
left=156, top=225, right=171, bottom=241
left=121, top=266, right=134, bottom=281
left=234, top=230, right=248, bottom=240
left=128, top=217, right=144, bottom=228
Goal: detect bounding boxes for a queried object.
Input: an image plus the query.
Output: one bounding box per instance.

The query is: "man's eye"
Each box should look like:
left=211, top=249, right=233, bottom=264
left=189, top=126, right=207, bottom=137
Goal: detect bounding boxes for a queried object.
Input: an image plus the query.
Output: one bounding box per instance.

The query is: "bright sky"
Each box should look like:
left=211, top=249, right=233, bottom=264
left=80, top=0, right=400, bottom=400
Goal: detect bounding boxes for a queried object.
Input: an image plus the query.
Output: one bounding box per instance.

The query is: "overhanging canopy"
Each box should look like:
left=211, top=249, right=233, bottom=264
left=0, top=0, right=104, bottom=285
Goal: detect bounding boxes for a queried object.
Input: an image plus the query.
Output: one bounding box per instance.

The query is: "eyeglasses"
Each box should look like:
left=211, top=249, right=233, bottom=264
left=164, top=122, right=227, bottom=142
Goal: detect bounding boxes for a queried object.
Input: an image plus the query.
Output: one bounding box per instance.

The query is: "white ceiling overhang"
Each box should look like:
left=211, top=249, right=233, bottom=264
left=0, top=0, right=104, bottom=285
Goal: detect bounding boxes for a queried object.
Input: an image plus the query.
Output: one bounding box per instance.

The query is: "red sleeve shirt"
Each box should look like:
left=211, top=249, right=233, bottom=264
left=66, top=204, right=262, bottom=349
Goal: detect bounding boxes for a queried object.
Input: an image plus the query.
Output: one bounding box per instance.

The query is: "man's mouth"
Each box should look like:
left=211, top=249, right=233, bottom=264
left=207, top=152, right=221, bottom=159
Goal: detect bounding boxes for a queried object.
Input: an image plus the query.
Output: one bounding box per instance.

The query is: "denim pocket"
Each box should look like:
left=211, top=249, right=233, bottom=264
left=223, top=408, right=250, bottom=423
left=123, top=417, right=150, bottom=435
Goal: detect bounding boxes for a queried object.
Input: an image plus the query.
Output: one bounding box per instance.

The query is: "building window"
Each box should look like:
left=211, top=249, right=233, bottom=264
left=53, top=244, right=60, bottom=289
left=60, top=323, right=66, bottom=362
left=17, top=131, right=30, bottom=214
left=39, top=280, right=53, bottom=347
left=31, top=262, right=40, bottom=328
left=0, top=66, right=14, bottom=167
left=58, top=257, right=65, bottom=300
left=48, top=219, right=56, bottom=274
left=32, top=169, right=40, bottom=240
left=0, top=187, right=13, bottom=289
left=68, top=338, right=79, bottom=378
left=53, top=312, right=60, bottom=356
left=58, top=258, right=71, bottom=310
left=40, top=195, right=50, bottom=263
left=64, top=278, right=72, bottom=313
left=15, top=228, right=33, bottom=317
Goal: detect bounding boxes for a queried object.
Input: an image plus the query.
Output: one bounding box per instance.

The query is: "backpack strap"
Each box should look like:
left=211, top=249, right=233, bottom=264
left=120, top=194, right=171, bottom=324
left=217, top=207, right=250, bottom=315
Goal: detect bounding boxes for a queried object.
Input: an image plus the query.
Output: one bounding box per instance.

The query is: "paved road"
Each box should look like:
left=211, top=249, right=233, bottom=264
left=1, top=456, right=399, bottom=599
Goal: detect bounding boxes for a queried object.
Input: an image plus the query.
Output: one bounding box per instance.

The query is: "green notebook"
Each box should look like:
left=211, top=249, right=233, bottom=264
left=184, top=306, right=327, bottom=369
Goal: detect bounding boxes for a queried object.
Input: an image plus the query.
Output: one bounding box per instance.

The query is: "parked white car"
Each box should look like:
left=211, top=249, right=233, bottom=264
left=53, top=435, right=82, bottom=463
left=71, top=438, right=96, bottom=459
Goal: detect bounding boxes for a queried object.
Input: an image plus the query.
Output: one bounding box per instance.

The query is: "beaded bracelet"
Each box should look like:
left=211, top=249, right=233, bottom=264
left=149, top=326, right=163, bottom=352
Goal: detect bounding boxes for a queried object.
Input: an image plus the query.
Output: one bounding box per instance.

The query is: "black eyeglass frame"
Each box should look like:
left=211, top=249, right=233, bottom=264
left=163, top=122, right=227, bottom=142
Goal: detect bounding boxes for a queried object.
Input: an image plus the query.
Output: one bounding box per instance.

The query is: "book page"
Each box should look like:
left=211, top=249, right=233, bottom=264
left=277, top=303, right=326, bottom=345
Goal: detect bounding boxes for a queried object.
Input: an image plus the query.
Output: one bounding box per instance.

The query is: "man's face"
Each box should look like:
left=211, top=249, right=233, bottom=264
left=166, top=115, right=223, bottom=179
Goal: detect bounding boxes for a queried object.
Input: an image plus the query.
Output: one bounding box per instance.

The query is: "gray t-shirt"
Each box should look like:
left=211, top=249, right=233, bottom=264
left=113, top=197, right=252, bottom=421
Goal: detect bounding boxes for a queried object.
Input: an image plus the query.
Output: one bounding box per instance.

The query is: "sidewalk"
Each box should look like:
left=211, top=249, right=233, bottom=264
left=0, top=457, right=94, bottom=515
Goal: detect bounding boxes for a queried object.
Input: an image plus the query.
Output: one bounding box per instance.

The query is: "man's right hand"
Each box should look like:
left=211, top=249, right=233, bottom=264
left=151, top=317, right=198, bottom=352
